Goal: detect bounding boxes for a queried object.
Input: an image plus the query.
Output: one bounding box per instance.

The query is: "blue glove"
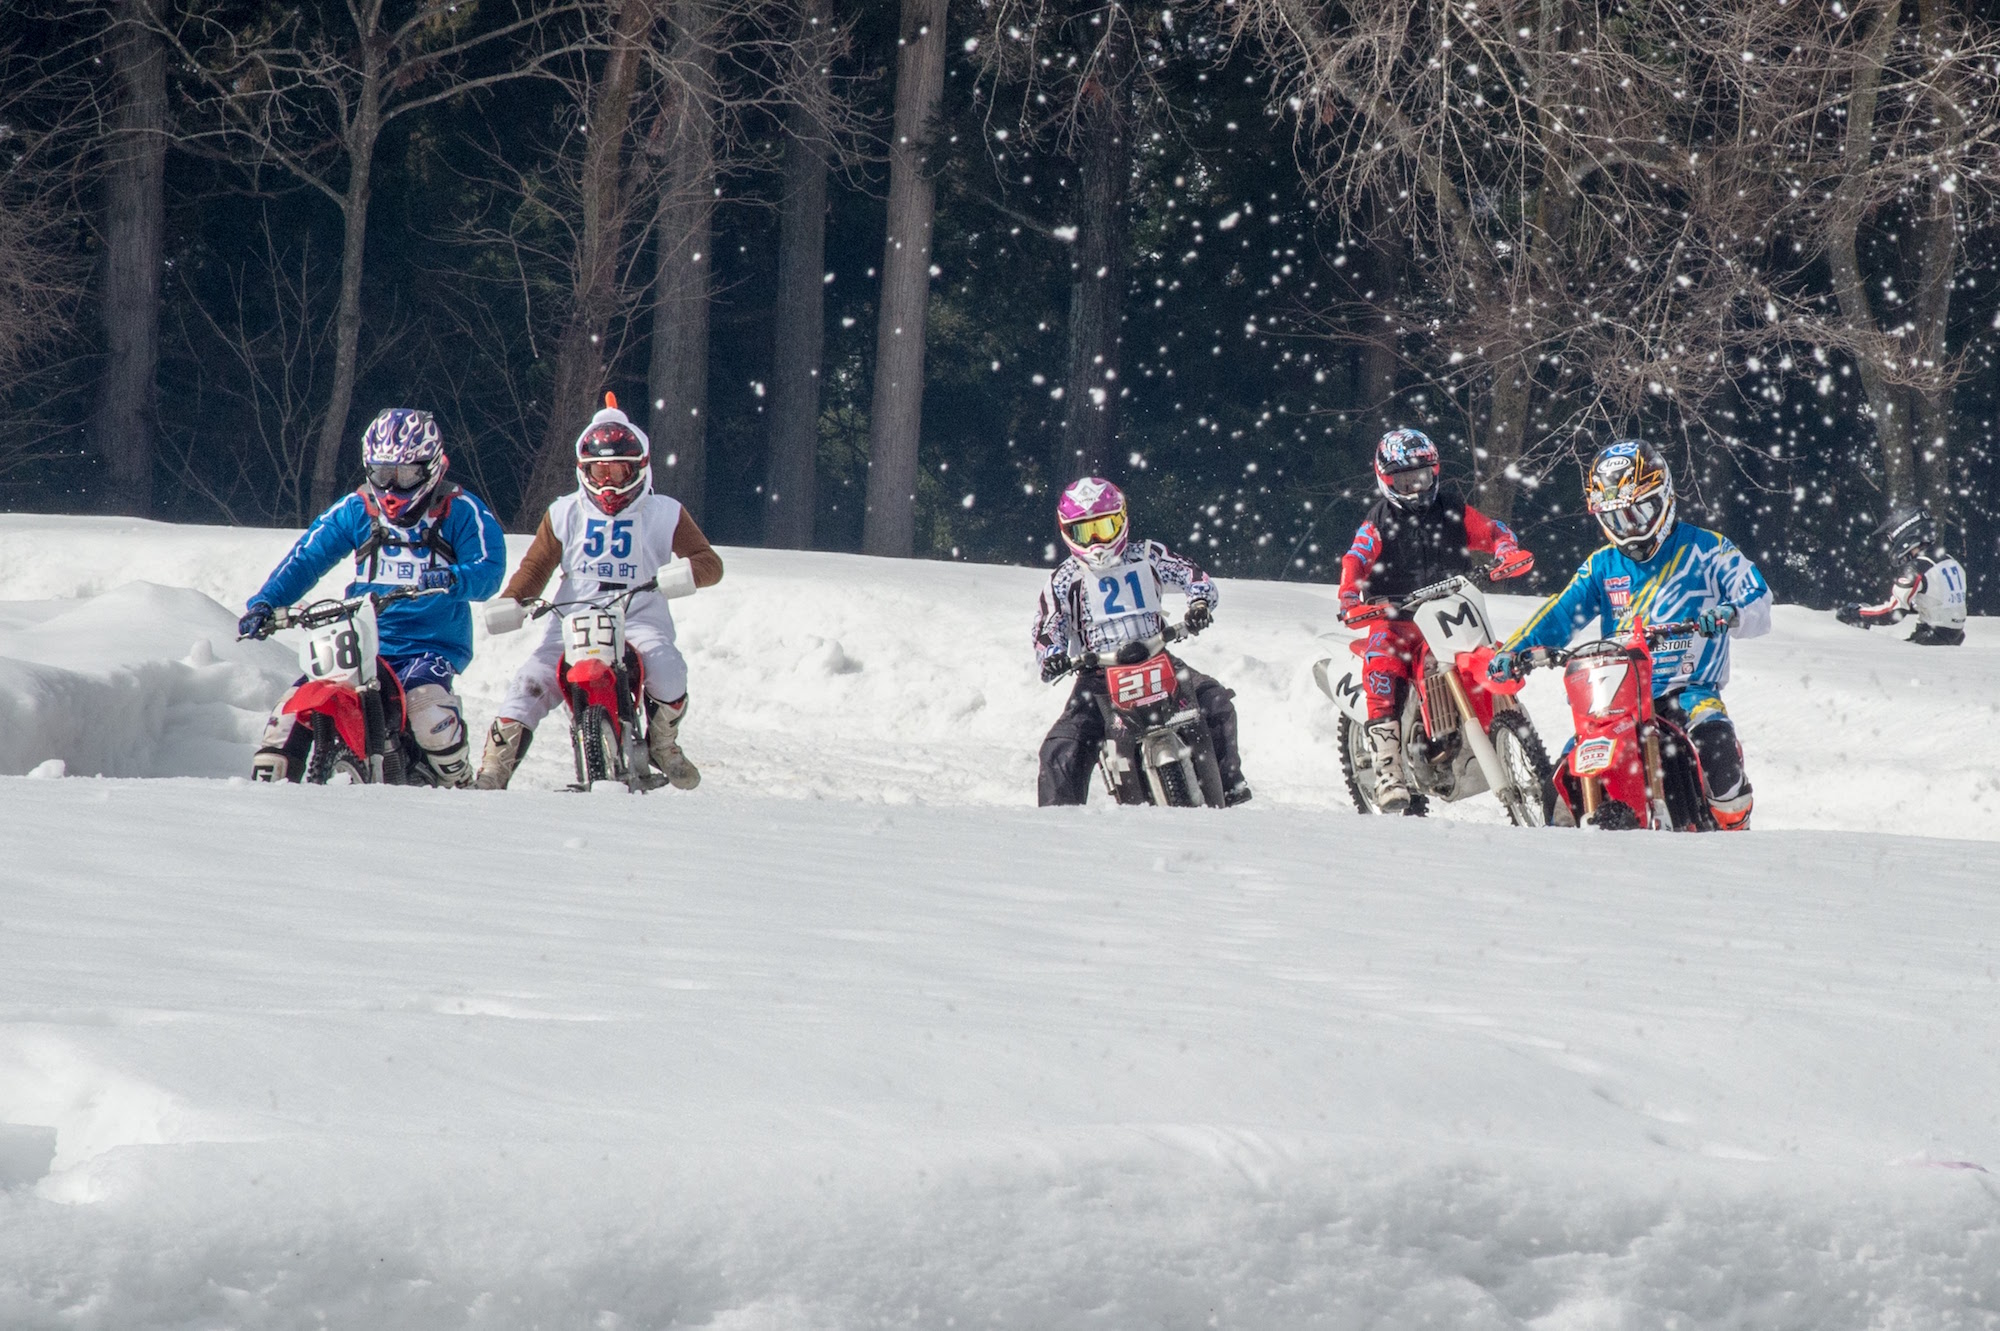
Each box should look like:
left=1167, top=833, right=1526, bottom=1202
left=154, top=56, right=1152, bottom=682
left=420, top=567, right=457, bottom=593
left=238, top=603, right=273, bottom=639
left=1486, top=649, right=1525, bottom=683
left=1697, top=603, right=1739, bottom=638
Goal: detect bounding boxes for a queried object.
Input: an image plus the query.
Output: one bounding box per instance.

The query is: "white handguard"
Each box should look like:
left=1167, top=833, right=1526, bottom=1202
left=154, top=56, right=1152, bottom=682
left=480, top=598, right=528, bottom=635
left=654, top=556, right=697, bottom=600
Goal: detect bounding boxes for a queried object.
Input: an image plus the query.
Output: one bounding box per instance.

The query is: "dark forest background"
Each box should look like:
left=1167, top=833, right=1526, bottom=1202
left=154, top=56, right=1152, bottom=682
left=5, top=0, right=2000, bottom=610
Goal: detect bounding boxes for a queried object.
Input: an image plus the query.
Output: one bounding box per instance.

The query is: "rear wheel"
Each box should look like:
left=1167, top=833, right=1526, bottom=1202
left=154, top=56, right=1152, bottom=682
left=305, top=714, right=367, bottom=785
left=577, top=704, right=618, bottom=786
left=1490, top=711, right=1556, bottom=828
left=1337, top=713, right=1428, bottom=817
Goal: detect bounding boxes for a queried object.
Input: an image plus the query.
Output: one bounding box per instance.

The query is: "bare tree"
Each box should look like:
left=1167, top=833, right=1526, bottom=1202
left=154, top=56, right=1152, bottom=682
left=90, top=0, right=167, bottom=517
left=0, top=21, right=91, bottom=388
left=762, top=0, right=838, bottom=549
left=646, top=0, right=719, bottom=520
left=162, top=0, right=580, bottom=514
left=862, top=0, right=947, bottom=558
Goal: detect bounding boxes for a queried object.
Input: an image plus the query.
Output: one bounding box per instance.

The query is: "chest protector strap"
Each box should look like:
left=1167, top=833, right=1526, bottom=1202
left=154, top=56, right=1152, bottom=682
left=356, top=485, right=462, bottom=580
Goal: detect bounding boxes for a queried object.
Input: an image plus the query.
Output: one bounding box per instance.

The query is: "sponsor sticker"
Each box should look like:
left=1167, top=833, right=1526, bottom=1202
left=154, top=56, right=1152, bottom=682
left=1574, top=737, right=1617, bottom=775
left=1606, top=575, right=1631, bottom=610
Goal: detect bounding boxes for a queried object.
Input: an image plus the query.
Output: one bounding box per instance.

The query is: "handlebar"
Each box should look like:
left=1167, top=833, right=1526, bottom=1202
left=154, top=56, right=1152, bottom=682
left=1344, top=568, right=1494, bottom=625
left=524, top=576, right=660, bottom=622
left=1048, top=617, right=1199, bottom=681
left=1511, top=619, right=1705, bottom=675
left=240, top=585, right=447, bottom=640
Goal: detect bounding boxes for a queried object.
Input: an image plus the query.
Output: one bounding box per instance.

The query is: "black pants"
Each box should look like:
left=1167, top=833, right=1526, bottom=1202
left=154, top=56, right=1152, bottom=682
left=1910, top=623, right=1964, bottom=647
left=1037, top=659, right=1243, bottom=806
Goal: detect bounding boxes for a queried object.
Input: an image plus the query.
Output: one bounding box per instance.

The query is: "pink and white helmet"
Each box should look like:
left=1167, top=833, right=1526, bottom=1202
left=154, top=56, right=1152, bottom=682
left=1056, top=476, right=1128, bottom=568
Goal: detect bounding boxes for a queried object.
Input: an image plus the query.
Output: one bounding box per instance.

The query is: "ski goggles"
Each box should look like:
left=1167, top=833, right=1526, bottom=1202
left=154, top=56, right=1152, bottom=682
left=1595, top=493, right=1668, bottom=539
left=366, top=462, right=429, bottom=491
left=1383, top=467, right=1436, bottom=498
left=1064, top=512, right=1126, bottom=546
left=584, top=459, right=640, bottom=489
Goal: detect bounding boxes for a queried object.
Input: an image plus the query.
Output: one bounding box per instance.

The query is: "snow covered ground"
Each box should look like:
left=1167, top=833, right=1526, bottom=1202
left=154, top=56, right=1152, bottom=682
left=1, top=514, right=1997, bottom=1327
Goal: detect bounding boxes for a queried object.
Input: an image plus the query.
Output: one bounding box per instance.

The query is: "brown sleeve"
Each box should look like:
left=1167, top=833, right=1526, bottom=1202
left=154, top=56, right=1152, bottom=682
left=500, top=514, right=563, bottom=602
left=672, top=509, right=724, bottom=588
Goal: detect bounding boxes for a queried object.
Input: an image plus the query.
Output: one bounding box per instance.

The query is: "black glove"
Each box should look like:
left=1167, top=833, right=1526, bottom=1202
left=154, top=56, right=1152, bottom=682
left=1835, top=603, right=1867, bottom=628
left=238, top=603, right=274, bottom=639
left=1040, top=653, right=1072, bottom=683
left=1184, top=600, right=1212, bottom=634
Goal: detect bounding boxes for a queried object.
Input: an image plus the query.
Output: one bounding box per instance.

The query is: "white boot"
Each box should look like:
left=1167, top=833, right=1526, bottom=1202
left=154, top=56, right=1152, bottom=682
left=646, top=694, right=700, bottom=790
left=1366, top=718, right=1410, bottom=813
left=474, top=719, right=532, bottom=791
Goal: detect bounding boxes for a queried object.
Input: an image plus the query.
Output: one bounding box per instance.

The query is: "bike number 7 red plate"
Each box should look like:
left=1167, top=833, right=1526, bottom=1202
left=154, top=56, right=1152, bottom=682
left=1106, top=657, right=1176, bottom=707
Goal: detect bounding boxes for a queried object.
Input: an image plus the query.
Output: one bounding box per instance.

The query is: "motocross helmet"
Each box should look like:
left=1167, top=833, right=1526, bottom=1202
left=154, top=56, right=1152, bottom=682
left=1374, top=428, right=1441, bottom=510
left=575, top=392, right=652, bottom=517
left=1585, top=438, right=1677, bottom=560
left=1056, top=476, right=1129, bottom=569
left=360, top=408, right=448, bottom=526
left=1872, top=503, right=1936, bottom=565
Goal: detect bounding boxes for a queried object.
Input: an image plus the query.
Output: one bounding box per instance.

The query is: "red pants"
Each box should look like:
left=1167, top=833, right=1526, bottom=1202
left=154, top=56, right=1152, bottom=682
left=1363, top=621, right=1426, bottom=721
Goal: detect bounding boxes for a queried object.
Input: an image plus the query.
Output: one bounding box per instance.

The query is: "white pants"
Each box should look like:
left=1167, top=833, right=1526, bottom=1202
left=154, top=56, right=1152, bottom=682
left=497, top=614, right=689, bottom=730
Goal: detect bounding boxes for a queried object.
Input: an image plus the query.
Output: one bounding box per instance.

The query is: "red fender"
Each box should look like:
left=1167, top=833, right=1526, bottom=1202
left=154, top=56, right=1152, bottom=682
left=284, top=681, right=369, bottom=760
left=559, top=657, right=626, bottom=738
left=1458, top=644, right=1526, bottom=697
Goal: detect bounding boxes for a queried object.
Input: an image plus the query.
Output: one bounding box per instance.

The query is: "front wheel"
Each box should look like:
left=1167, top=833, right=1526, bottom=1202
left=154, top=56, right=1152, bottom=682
left=575, top=704, right=619, bottom=787
left=1489, top=711, right=1556, bottom=828
left=1336, top=713, right=1427, bottom=817
left=304, top=713, right=368, bottom=785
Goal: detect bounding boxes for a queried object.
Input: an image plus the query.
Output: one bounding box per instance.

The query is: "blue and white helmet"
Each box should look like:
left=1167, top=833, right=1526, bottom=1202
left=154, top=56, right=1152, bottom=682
left=360, top=408, right=448, bottom=525
left=1374, top=428, right=1441, bottom=510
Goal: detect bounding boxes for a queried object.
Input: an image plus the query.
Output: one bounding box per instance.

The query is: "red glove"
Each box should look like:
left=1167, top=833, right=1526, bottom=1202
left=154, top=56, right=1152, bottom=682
left=1489, top=548, right=1534, bottom=581
left=1342, top=602, right=1390, bottom=626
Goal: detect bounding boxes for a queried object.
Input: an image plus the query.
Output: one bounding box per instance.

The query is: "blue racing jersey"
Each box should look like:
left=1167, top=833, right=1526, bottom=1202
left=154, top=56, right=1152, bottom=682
left=1502, top=522, right=1772, bottom=695
left=249, top=488, right=507, bottom=672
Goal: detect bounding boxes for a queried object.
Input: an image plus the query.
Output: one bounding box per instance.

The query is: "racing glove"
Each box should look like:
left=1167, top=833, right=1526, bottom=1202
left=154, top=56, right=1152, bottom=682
left=1184, top=600, right=1213, bottom=634
left=1835, top=602, right=1868, bottom=628
left=1486, top=649, right=1526, bottom=684
left=420, top=567, right=458, bottom=593
left=1488, top=548, right=1535, bottom=581
left=238, top=603, right=274, bottom=640
left=1040, top=653, right=1072, bottom=683
left=1341, top=602, right=1390, bottom=627
left=1696, top=603, right=1739, bottom=638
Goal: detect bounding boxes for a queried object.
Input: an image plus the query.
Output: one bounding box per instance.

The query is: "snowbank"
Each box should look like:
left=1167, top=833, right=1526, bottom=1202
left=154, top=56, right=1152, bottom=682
left=0, top=783, right=1996, bottom=1327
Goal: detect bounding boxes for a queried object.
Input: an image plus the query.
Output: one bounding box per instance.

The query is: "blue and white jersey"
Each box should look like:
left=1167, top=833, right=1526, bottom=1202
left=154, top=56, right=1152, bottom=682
left=1032, top=540, right=1217, bottom=662
left=1503, top=522, right=1772, bottom=695
left=249, top=488, right=507, bottom=672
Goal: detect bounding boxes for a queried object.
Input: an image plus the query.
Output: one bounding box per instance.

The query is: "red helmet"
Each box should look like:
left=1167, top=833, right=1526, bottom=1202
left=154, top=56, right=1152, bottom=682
left=574, top=392, right=651, bottom=516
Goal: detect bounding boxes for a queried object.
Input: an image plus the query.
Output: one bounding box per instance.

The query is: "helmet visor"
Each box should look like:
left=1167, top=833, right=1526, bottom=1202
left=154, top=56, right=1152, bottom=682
left=367, top=462, right=428, bottom=492
left=585, top=460, right=640, bottom=490
left=1597, top=494, right=1668, bottom=541
left=1064, top=512, right=1126, bottom=547
left=1384, top=467, right=1436, bottom=498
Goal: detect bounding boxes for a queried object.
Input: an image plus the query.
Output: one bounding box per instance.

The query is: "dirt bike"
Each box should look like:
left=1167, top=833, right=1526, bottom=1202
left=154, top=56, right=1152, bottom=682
left=1313, top=571, right=1555, bottom=826
left=481, top=559, right=695, bottom=792
left=1053, top=618, right=1228, bottom=808
left=1493, top=616, right=1719, bottom=831
left=240, top=586, right=448, bottom=785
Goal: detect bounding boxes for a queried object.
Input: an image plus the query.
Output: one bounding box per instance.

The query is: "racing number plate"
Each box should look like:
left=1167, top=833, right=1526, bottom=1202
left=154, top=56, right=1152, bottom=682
left=1573, top=736, right=1617, bottom=775
left=1105, top=654, right=1177, bottom=708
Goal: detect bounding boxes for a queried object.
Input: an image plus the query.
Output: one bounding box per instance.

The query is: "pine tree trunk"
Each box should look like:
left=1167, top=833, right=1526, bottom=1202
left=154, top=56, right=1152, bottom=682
left=90, top=0, right=166, bottom=518
left=1357, top=208, right=1402, bottom=433
left=763, top=84, right=830, bottom=549
left=1055, top=8, right=1134, bottom=485
left=1474, top=349, right=1534, bottom=521
left=518, top=0, right=655, bottom=525
left=648, top=0, right=717, bottom=521
left=861, top=0, right=946, bottom=558
left=1910, top=0, right=1960, bottom=525
left=307, top=55, right=382, bottom=517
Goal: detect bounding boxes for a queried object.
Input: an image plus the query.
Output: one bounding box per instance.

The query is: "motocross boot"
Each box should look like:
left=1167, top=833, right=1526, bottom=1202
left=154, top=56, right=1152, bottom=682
left=1365, top=718, right=1410, bottom=813
left=646, top=694, right=700, bottom=790
left=473, top=719, right=532, bottom=791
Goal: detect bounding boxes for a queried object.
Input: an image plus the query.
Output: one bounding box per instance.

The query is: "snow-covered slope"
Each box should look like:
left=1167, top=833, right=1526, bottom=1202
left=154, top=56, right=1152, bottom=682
left=1, top=515, right=1997, bottom=1327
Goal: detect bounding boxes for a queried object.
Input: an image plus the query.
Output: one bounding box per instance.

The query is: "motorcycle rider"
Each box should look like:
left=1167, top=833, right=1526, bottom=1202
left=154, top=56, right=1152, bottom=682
left=473, top=393, right=723, bottom=791
left=1032, top=476, right=1250, bottom=807
left=1487, top=438, right=1772, bottom=829
left=1836, top=504, right=1966, bottom=645
left=241, top=407, right=507, bottom=785
left=1337, top=428, right=1535, bottom=812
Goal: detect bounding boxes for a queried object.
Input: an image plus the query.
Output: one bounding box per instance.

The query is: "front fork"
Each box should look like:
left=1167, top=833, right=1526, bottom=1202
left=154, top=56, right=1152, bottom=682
left=1575, top=724, right=1670, bottom=827
left=1440, top=669, right=1519, bottom=806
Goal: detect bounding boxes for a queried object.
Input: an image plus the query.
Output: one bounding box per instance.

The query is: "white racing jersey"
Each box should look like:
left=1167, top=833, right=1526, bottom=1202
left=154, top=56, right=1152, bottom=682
left=1860, top=553, right=1967, bottom=632
left=543, top=490, right=686, bottom=636
left=1032, top=540, right=1217, bottom=662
